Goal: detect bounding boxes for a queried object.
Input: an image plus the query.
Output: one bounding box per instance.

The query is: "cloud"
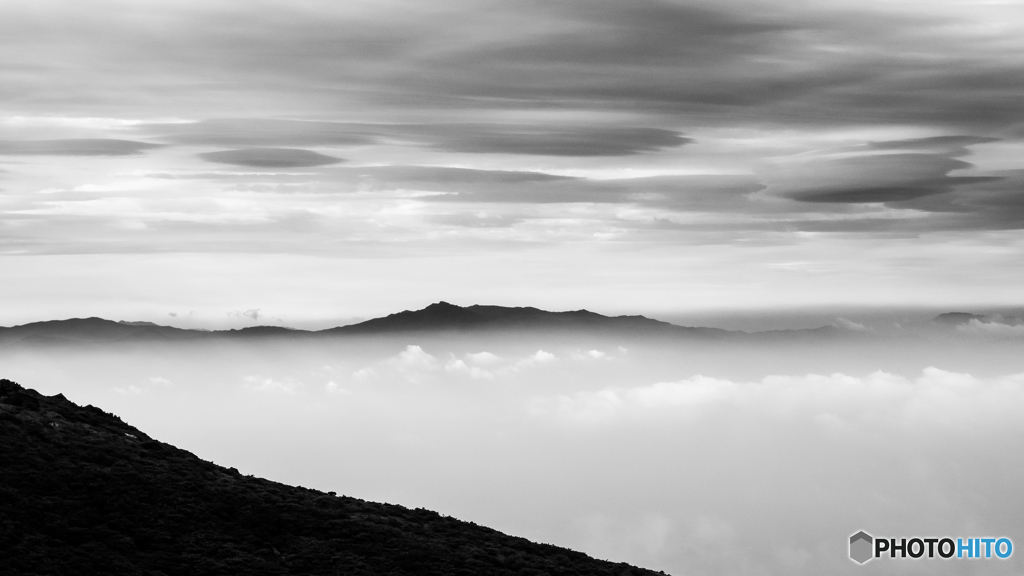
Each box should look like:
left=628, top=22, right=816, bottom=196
left=427, top=212, right=523, bottom=229
left=351, top=345, right=441, bottom=383
left=912, top=169, right=1024, bottom=231
left=458, top=1, right=792, bottom=70
left=354, top=166, right=765, bottom=211
left=751, top=133, right=1024, bottom=231
left=534, top=368, right=1024, bottom=428
left=442, top=348, right=576, bottom=379
left=569, top=349, right=610, bottom=360
left=512, top=349, right=555, bottom=368
left=830, top=317, right=869, bottom=331
left=772, top=153, right=999, bottom=204
left=353, top=346, right=565, bottom=384
left=0, top=139, right=162, bottom=156
left=393, top=345, right=438, bottom=370
left=198, top=148, right=344, bottom=168
left=141, top=119, right=376, bottom=147
left=466, top=351, right=501, bottom=365
left=444, top=358, right=494, bottom=380
left=357, top=165, right=571, bottom=186
left=3, top=0, right=1024, bottom=135
left=227, top=309, right=262, bottom=321
left=1, top=0, right=1024, bottom=291
left=417, top=0, right=809, bottom=111
left=867, top=135, right=1000, bottom=154
left=524, top=349, right=555, bottom=364
left=335, top=165, right=575, bottom=200
left=406, top=125, right=691, bottom=157
left=242, top=375, right=302, bottom=393
left=352, top=367, right=378, bottom=381
left=957, top=318, right=1024, bottom=337
left=324, top=380, right=350, bottom=394
left=143, top=119, right=690, bottom=157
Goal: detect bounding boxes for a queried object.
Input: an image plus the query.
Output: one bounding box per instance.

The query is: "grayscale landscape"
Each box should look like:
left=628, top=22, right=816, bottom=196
left=2, top=0, right=1023, bottom=574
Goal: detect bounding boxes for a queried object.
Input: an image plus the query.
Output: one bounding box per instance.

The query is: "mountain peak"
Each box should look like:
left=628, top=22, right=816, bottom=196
left=334, top=301, right=690, bottom=334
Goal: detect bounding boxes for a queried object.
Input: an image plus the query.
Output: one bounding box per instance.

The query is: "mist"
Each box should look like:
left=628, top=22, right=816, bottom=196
left=2, top=326, right=1022, bottom=575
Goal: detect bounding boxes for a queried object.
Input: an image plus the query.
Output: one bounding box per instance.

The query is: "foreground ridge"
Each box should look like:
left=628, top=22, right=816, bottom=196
left=0, top=379, right=665, bottom=576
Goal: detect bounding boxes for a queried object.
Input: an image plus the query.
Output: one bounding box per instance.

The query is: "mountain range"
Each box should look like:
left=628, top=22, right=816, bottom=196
left=0, top=301, right=816, bottom=345
left=1, top=302, right=1010, bottom=347
left=0, top=377, right=664, bottom=575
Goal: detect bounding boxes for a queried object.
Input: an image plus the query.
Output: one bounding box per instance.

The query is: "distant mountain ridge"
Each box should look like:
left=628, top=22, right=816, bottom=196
left=0, top=317, right=197, bottom=345
left=0, top=302, right=730, bottom=344
left=929, top=312, right=1023, bottom=327
left=0, top=378, right=663, bottom=575
left=931, top=312, right=989, bottom=326
left=6, top=302, right=993, bottom=346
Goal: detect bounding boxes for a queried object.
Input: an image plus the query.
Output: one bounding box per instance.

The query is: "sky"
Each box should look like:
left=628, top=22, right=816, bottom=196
left=2, top=0, right=1024, bottom=325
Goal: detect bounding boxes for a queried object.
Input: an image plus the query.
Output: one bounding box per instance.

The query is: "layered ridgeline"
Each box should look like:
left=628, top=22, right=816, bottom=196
left=0, top=378, right=663, bottom=576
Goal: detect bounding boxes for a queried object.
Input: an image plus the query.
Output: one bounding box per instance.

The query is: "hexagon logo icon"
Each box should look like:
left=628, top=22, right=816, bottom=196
left=850, top=531, right=873, bottom=564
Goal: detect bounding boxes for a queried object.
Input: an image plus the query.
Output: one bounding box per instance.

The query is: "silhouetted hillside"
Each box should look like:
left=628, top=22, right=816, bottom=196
left=0, top=378, right=665, bottom=576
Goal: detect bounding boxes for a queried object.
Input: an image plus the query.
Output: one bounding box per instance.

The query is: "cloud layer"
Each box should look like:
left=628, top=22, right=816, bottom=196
left=0, top=139, right=162, bottom=156
left=5, top=336, right=1024, bottom=576
left=197, top=148, right=344, bottom=168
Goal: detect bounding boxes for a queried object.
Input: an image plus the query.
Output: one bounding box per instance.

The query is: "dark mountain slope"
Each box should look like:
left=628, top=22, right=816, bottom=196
left=0, top=379, right=664, bottom=576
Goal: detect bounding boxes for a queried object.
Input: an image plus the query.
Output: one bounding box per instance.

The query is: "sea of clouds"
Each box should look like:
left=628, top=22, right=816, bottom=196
left=2, top=333, right=1022, bottom=575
